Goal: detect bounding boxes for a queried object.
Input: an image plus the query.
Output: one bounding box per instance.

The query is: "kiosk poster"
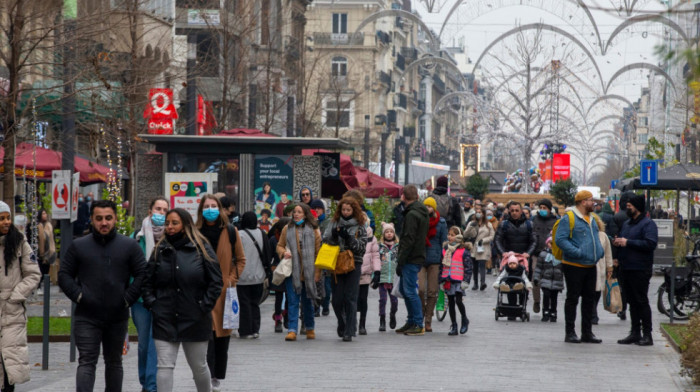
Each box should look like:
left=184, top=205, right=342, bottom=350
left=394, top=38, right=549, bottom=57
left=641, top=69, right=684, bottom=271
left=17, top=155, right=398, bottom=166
left=164, top=173, right=217, bottom=223
left=254, top=155, right=294, bottom=221
left=315, top=152, right=340, bottom=180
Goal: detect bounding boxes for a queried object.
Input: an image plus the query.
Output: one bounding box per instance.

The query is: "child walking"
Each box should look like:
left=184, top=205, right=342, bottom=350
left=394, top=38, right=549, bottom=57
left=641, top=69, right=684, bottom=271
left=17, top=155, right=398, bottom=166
left=377, top=223, right=399, bottom=331
left=440, top=227, right=473, bottom=336
left=532, top=237, right=564, bottom=322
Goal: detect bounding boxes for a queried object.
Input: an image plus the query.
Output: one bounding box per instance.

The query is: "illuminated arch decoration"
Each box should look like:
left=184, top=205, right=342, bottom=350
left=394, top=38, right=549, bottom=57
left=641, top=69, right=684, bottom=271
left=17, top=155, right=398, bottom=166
left=352, top=10, right=439, bottom=51
left=605, top=63, right=675, bottom=93
left=604, top=14, right=689, bottom=55
left=432, top=91, right=498, bottom=133
left=586, top=94, right=636, bottom=117
left=398, top=55, right=468, bottom=88
left=591, top=115, right=627, bottom=133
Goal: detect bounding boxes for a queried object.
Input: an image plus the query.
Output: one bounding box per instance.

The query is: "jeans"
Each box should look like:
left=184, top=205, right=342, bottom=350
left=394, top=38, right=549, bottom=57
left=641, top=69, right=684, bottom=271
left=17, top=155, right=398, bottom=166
left=562, top=264, right=597, bottom=335
left=472, top=260, right=486, bottom=287
left=285, top=277, right=315, bottom=333
left=74, top=316, right=128, bottom=392
left=155, top=340, right=210, bottom=392
left=619, top=269, right=653, bottom=335
left=418, top=264, right=440, bottom=324
left=331, top=264, right=361, bottom=336
left=237, top=284, right=263, bottom=337
left=378, top=284, right=398, bottom=316
left=400, top=264, right=423, bottom=327
left=322, top=275, right=332, bottom=311
left=131, top=302, right=157, bottom=392
left=206, top=332, right=230, bottom=380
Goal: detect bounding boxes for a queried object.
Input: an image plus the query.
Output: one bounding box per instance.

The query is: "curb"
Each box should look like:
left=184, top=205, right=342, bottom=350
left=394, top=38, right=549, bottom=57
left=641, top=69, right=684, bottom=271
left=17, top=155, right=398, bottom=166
left=659, top=325, right=682, bottom=354
left=28, top=335, right=139, bottom=343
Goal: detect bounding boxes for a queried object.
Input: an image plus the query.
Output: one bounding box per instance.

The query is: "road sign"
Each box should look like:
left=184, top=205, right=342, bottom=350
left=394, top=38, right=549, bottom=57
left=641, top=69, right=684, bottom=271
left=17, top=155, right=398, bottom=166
left=51, top=170, right=71, bottom=219
left=70, top=172, right=80, bottom=223
left=610, top=180, right=618, bottom=190
left=640, top=160, right=658, bottom=186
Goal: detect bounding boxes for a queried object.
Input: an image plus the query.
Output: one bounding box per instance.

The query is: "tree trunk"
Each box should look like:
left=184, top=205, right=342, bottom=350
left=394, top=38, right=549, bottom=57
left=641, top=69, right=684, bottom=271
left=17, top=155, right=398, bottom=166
left=2, top=132, right=15, bottom=208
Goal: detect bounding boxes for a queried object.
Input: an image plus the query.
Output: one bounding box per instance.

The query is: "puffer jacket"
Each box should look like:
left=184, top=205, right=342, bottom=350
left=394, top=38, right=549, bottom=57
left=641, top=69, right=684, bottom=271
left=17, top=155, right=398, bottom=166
left=397, top=201, right=429, bottom=267
left=378, top=242, right=398, bottom=283
left=531, top=213, right=557, bottom=253
left=360, top=230, right=380, bottom=285
left=425, top=216, right=448, bottom=265
left=533, top=250, right=564, bottom=291
left=494, top=216, right=537, bottom=256
left=142, top=238, right=223, bottom=342
left=555, top=208, right=604, bottom=267
left=0, top=238, right=40, bottom=386
left=464, top=221, right=494, bottom=261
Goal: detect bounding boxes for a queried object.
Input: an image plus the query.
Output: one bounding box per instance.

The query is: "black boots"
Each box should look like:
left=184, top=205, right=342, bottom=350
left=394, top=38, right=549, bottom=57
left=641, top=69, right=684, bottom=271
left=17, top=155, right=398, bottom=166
left=358, top=316, right=367, bottom=335
left=617, top=332, right=641, bottom=345
left=448, top=323, right=458, bottom=336
left=581, top=333, right=602, bottom=344
left=549, top=311, right=557, bottom=322
left=460, top=316, right=470, bottom=334
left=541, top=311, right=550, bottom=322
left=637, top=334, right=654, bottom=346
left=565, top=331, right=581, bottom=343
left=379, top=316, right=386, bottom=332
left=389, top=312, right=397, bottom=329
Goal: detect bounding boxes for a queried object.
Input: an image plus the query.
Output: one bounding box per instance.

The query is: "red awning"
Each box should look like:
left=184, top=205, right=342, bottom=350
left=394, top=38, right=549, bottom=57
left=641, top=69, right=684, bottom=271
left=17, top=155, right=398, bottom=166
left=0, top=142, right=116, bottom=184
left=217, top=128, right=278, bottom=137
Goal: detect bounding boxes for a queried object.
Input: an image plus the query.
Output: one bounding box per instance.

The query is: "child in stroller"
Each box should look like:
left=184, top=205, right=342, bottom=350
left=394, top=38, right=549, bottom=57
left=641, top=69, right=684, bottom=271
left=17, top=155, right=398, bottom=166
left=493, top=254, right=533, bottom=321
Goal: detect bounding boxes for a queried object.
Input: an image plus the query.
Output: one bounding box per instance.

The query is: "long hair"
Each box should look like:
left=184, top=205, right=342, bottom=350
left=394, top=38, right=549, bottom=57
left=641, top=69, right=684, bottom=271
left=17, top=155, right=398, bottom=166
left=474, top=209, right=488, bottom=226
left=332, top=197, right=366, bottom=225
left=157, top=208, right=215, bottom=262
left=287, top=203, right=318, bottom=229
left=38, top=208, right=49, bottom=223
left=3, top=223, right=24, bottom=271
left=196, top=194, right=228, bottom=229
left=270, top=217, right=291, bottom=239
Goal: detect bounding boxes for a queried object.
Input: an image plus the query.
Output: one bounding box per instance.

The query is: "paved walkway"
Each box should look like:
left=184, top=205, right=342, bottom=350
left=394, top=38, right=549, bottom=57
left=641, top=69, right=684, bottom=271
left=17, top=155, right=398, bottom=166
left=18, top=275, right=694, bottom=391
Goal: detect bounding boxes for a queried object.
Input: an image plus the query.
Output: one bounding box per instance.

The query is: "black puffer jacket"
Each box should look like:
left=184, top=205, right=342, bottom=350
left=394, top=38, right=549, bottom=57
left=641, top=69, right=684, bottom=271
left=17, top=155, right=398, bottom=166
left=142, top=237, right=223, bottom=342
left=494, top=216, right=537, bottom=256
left=432, top=186, right=462, bottom=228
left=532, top=213, right=557, bottom=253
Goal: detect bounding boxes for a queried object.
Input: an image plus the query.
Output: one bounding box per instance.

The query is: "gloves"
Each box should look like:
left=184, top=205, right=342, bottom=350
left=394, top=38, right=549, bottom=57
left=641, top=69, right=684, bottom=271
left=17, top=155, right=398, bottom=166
left=371, top=272, right=380, bottom=289
left=533, top=279, right=539, bottom=286
left=396, top=265, right=402, bottom=277
left=461, top=281, right=469, bottom=291
left=338, top=226, right=350, bottom=240
left=331, top=228, right=340, bottom=241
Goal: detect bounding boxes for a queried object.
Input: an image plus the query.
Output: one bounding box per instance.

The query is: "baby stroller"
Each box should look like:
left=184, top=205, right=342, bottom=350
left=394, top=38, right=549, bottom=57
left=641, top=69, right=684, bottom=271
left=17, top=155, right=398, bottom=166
left=494, top=276, right=530, bottom=322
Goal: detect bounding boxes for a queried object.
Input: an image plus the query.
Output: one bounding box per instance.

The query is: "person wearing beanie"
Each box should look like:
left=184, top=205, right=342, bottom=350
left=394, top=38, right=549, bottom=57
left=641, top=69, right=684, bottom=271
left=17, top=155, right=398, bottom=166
left=531, top=198, right=557, bottom=314
left=0, top=201, right=40, bottom=391
left=420, top=196, right=447, bottom=332
left=377, top=223, right=400, bottom=330
left=431, top=176, right=462, bottom=229
left=554, top=190, right=604, bottom=344
left=612, top=190, right=636, bottom=320
left=613, top=194, right=658, bottom=346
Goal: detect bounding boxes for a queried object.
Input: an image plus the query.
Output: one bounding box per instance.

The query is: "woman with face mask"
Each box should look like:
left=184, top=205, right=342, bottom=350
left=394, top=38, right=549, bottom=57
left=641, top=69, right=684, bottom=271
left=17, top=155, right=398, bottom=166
left=132, top=197, right=169, bottom=392
left=464, top=209, right=495, bottom=291
left=196, top=195, right=246, bottom=392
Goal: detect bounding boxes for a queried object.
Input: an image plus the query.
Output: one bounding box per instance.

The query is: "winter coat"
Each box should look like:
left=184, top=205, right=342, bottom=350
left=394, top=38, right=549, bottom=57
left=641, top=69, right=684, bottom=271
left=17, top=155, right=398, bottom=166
left=378, top=242, right=398, bottom=283
left=533, top=250, right=564, bottom=291
left=531, top=213, right=557, bottom=253
left=425, top=217, right=448, bottom=265
left=555, top=208, right=604, bottom=267
left=0, top=238, right=40, bottom=386
left=494, top=216, right=537, bottom=256
left=360, top=231, right=380, bottom=285
left=464, top=221, right=494, bottom=261
left=440, top=246, right=473, bottom=283
left=397, top=201, right=429, bottom=267
left=209, top=225, right=246, bottom=338
left=391, top=202, right=406, bottom=237
left=596, top=232, right=614, bottom=291
left=432, top=186, right=462, bottom=228
left=59, top=232, right=146, bottom=322
left=142, top=239, right=223, bottom=342
left=618, top=215, right=658, bottom=271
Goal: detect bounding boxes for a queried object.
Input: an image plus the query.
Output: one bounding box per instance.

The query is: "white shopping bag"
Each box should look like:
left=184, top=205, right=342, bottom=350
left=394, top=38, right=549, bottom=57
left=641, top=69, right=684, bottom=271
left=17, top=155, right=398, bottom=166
left=391, top=274, right=403, bottom=299
left=223, top=286, right=240, bottom=330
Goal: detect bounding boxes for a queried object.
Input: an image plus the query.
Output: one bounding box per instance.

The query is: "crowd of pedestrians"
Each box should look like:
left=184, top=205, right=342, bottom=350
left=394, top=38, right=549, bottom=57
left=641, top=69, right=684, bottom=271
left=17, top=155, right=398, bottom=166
left=0, top=176, right=669, bottom=391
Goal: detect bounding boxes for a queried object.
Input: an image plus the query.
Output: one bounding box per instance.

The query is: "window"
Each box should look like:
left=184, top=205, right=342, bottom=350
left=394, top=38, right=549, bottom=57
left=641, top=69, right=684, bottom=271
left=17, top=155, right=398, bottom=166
left=197, top=32, right=220, bottom=77
left=323, top=98, right=354, bottom=129
left=331, top=56, right=347, bottom=77
left=419, top=118, right=426, bottom=139
left=638, top=117, right=648, bottom=127
left=638, top=133, right=648, bottom=144
left=332, top=13, right=347, bottom=34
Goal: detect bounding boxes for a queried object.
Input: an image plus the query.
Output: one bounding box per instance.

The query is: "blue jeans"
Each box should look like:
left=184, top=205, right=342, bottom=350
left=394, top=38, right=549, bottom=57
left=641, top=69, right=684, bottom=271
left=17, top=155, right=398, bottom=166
left=400, top=264, right=423, bottom=327
left=285, top=278, right=315, bottom=332
left=132, top=302, right=157, bottom=392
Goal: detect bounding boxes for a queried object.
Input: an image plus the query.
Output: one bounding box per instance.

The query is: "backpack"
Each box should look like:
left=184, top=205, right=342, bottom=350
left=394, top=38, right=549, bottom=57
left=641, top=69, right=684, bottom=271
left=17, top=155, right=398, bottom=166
left=551, top=211, right=575, bottom=261
left=434, top=193, right=451, bottom=223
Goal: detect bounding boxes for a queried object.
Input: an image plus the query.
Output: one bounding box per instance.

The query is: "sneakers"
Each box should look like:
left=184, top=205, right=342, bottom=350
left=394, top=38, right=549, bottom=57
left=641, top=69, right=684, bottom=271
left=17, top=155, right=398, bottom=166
left=541, top=312, right=550, bottom=322
left=404, top=325, right=425, bottom=336
left=512, top=282, right=525, bottom=291
left=499, top=284, right=510, bottom=292
left=322, top=308, right=330, bottom=316
left=395, top=323, right=411, bottom=333
left=211, top=378, right=221, bottom=392
left=306, top=329, right=315, bottom=340
left=285, top=331, right=297, bottom=341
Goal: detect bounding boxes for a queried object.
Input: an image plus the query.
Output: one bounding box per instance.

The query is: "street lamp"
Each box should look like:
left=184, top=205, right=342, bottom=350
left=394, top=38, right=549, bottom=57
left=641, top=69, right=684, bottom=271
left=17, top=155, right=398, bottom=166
left=364, top=115, right=370, bottom=168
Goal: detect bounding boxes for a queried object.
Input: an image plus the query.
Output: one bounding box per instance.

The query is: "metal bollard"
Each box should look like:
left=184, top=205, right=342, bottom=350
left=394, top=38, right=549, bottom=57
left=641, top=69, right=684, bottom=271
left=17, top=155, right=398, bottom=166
left=70, top=301, right=76, bottom=362
left=42, top=274, right=50, bottom=370
left=669, top=263, right=675, bottom=324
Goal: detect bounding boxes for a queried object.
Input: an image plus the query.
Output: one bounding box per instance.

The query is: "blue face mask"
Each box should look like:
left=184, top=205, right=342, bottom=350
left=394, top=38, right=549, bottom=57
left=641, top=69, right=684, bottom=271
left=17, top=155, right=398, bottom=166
left=151, top=213, right=165, bottom=227
left=79, top=197, right=84, bottom=203
left=203, top=208, right=220, bottom=222
left=538, top=210, right=548, bottom=217
left=86, top=196, right=92, bottom=202
left=295, top=219, right=305, bottom=226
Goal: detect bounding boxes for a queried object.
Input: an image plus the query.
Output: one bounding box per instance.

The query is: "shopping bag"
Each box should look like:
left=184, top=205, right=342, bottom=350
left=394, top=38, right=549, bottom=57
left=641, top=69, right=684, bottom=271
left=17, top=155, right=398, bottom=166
left=272, top=254, right=292, bottom=286
left=223, top=287, right=240, bottom=330
left=315, top=243, right=340, bottom=271
left=391, top=274, right=403, bottom=299
left=436, top=289, right=445, bottom=312
left=603, top=278, right=622, bottom=314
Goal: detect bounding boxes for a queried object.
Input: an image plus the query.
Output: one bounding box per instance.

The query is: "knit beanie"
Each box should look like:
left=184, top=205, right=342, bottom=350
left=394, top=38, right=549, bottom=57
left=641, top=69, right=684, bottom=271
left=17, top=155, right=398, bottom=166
left=629, top=194, right=646, bottom=213
left=424, top=197, right=437, bottom=210
left=0, top=201, right=11, bottom=216
left=538, top=198, right=552, bottom=210
left=436, top=176, right=449, bottom=188
left=381, top=222, right=395, bottom=236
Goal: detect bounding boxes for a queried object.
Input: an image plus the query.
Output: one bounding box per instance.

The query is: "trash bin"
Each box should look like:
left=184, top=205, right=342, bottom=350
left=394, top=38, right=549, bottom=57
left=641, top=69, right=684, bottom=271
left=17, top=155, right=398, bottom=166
left=653, top=219, right=674, bottom=272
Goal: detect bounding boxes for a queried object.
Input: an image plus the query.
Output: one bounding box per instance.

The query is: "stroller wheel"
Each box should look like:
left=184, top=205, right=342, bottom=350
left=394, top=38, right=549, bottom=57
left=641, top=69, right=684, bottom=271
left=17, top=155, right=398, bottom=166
left=525, top=313, right=530, bottom=322
left=494, top=311, right=499, bottom=321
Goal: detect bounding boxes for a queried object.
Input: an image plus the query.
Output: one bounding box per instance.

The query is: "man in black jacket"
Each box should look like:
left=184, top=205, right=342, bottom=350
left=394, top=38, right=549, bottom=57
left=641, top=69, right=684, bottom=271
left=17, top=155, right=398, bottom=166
left=612, top=191, right=635, bottom=320
left=614, top=195, right=658, bottom=346
left=495, top=201, right=537, bottom=259
left=432, top=176, right=462, bottom=229
left=59, top=200, right=147, bottom=392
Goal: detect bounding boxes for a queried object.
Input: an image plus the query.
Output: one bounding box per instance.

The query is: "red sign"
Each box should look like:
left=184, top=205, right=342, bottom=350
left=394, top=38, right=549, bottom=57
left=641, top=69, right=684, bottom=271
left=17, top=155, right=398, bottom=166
left=196, top=95, right=217, bottom=136
left=552, top=153, right=570, bottom=181
left=144, top=88, right=178, bottom=134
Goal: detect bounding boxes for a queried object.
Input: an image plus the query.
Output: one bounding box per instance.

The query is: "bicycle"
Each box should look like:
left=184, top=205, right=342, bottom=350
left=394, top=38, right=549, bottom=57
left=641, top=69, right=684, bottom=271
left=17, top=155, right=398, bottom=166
left=656, top=237, right=700, bottom=320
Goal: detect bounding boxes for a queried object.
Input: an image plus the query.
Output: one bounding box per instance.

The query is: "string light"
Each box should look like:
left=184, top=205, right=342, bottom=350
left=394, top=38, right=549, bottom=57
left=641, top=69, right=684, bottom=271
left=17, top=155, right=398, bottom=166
left=29, top=98, right=39, bottom=255
left=101, top=125, right=117, bottom=200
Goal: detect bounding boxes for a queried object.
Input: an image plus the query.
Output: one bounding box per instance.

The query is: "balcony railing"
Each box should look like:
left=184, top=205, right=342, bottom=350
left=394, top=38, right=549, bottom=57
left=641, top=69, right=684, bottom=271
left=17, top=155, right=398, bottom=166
left=313, top=32, right=364, bottom=45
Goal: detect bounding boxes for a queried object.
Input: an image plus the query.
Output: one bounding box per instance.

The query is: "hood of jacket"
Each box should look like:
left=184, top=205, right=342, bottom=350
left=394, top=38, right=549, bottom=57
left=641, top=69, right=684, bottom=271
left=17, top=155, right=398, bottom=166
left=432, top=186, right=447, bottom=196
left=298, top=186, right=313, bottom=201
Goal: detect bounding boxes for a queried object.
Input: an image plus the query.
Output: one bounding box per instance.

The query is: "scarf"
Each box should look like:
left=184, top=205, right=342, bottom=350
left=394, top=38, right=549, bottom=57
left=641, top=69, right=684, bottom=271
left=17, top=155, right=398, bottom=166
left=545, top=251, right=560, bottom=266
left=426, top=212, right=440, bottom=246
left=336, top=217, right=362, bottom=251
left=442, top=235, right=463, bottom=267
left=139, top=216, right=162, bottom=260
left=287, top=223, right=318, bottom=299
left=200, top=224, right=223, bottom=250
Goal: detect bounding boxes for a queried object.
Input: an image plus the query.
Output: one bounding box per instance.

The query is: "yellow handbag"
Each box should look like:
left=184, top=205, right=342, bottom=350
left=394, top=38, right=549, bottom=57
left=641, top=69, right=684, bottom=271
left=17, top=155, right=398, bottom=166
left=315, top=243, right=340, bottom=270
